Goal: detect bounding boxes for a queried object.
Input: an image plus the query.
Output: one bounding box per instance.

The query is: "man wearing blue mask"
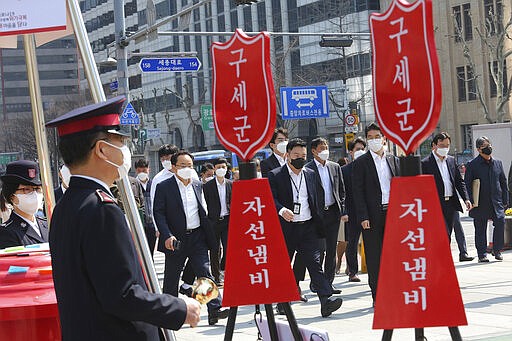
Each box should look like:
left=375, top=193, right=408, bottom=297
left=46, top=96, right=200, bottom=340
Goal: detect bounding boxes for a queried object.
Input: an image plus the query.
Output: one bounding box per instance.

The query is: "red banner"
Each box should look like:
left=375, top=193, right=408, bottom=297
left=222, top=179, right=299, bottom=307
left=211, top=29, right=276, bottom=161
left=370, top=0, right=441, bottom=154
left=373, top=176, right=467, bottom=329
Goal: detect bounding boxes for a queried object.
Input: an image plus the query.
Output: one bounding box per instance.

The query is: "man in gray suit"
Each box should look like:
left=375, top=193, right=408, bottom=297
left=306, top=137, right=345, bottom=293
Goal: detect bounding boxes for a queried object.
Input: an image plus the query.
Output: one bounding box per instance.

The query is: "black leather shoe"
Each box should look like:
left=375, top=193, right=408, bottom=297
left=208, top=308, right=230, bottom=325
left=494, top=251, right=503, bottom=261
left=275, top=303, right=286, bottom=315
left=348, top=275, right=361, bottom=282
left=298, top=287, right=308, bottom=302
left=331, top=285, right=342, bottom=294
left=459, top=254, right=474, bottom=262
left=179, top=285, right=193, bottom=298
left=320, top=297, right=343, bottom=317
left=478, top=256, right=490, bottom=263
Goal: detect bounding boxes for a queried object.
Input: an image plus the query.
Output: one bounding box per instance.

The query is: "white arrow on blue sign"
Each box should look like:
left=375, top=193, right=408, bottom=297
left=139, top=57, right=202, bottom=73
left=280, top=85, right=330, bottom=120
left=120, top=103, right=140, bottom=125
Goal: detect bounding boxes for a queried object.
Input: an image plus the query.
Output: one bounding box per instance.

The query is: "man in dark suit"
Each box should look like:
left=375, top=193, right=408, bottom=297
left=46, top=97, right=200, bottom=340
left=53, top=164, right=71, bottom=203
left=268, top=138, right=343, bottom=318
left=260, top=127, right=288, bottom=178
left=352, top=122, right=400, bottom=306
left=203, top=157, right=232, bottom=285
left=134, top=158, right=157, bottom=259
left=305, top=137, right=345, bottom=292
left=341, top=137, right=366, bottom=282
left=464, top=136, right=509, bottom=262
left=153, top=151, right=229, bottom=325
left=421, top=132, right=474, bottom=262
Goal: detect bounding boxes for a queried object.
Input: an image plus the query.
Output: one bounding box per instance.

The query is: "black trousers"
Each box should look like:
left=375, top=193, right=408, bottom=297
left=473, top=215, right=505, bottom=257
left=162, top=228, right=221, bottom=313
left=143, top=222, right=157, bottom=260
left=345, top=218, right=362, bottom=277
left=441, top=198, right=468, bottom=256
left=210, top=217, right=229, bottom=282
left=282, top=220, right=331, bottom=298
left=361, top=208, right=387, bottom=300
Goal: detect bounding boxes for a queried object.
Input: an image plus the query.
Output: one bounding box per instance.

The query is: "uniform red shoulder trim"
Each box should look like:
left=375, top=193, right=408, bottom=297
left=95, top=189, right=116, bottom=204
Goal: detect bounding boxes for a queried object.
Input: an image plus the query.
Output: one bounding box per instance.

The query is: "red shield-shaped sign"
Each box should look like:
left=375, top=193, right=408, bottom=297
left=374, top=176, right=467, bottom=329
left=370, top=0, right=441, bottom=154
left=211, top=29, right=276, bottom=161
left=222, top=179, right=299, bottom=307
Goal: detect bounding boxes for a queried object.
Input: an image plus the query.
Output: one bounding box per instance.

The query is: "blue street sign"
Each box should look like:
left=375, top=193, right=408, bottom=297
left=139, top=57, right=202, bottom=72
left=120, top=103, right=140, bottom=125
left=279, top=85, right=330, bottom=120
left=109, top=80, right=118, bottom=91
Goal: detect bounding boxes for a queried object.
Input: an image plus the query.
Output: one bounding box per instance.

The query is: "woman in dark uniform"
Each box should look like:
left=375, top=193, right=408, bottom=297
left=0, top=160, right=48, bottom=249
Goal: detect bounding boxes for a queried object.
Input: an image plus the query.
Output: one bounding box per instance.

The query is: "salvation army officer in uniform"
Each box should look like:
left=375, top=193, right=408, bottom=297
left=46, top=96, right=200, bottom=341
left=0, top=160, right=48, bottom=249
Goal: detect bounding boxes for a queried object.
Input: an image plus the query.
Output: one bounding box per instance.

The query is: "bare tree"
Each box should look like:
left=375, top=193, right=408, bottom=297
left=453, top=3, right=512, bottom=123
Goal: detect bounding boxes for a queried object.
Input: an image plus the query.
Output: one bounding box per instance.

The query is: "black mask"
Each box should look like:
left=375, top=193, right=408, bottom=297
left=481, top=146, right=492, bottom=155
left=290, top=158, right=306, bottom=169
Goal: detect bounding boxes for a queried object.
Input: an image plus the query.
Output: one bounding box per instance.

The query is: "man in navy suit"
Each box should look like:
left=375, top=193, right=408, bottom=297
left=464, top=136, right=509, bottom=262
left=341, top=137, right=366, bottom=282
left=421, top=132, right=474, bottom=262
left=305, top=137, right=345, bottom=292
left=352, top=122, right=400, bottom=306
left=203, top=157, right=232, bottom=285
left=153, top=151, right=230, bottom=325
left=260, top=127, right=288, bottom=178
left=268, top=138, right=343, bottom=318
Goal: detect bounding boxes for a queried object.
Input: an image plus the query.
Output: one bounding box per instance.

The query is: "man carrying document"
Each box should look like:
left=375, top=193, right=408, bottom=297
left=464, top=136, right=509, bottom=263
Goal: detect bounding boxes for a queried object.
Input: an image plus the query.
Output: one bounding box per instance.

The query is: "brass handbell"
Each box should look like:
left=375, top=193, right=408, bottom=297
left=192, top=277, right=219, bottom=304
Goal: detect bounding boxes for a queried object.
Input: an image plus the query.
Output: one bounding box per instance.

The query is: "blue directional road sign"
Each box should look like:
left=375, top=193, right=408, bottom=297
left=139, top=57, right=202, bottom=73
left=279, top=85, right=330, bottom=120
left=120, top=102, right=140, bottom=125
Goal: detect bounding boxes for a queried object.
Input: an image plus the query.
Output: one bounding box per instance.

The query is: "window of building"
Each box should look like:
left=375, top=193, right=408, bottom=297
left=230, top=10, right=238, bottom=28
left=244, top=7, right=252, bottom=32
left=460, top=124, right=474, bottom=151
left=489, top=60, right=508, bottom=98
left=257, top=3, right=266, bottom=31
left=452, top=3, right=472, bottom=42
left=484, top=0, right=503, bottom=35
left=216, top=0, right=224, bottom=14
left=456, top=65, right=476, bottom=102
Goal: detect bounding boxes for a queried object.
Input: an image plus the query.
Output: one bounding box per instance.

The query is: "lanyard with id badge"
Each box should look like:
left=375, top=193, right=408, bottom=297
left=291, top=173, right=303, bottom=215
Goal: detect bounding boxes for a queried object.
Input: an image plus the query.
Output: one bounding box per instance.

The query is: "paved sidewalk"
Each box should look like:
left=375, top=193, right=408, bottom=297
left=155, top=216, right=512, bottom=340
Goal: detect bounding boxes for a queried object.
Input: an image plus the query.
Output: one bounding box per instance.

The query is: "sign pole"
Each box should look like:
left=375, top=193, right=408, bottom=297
left=23, top=34, right=56, bottom=221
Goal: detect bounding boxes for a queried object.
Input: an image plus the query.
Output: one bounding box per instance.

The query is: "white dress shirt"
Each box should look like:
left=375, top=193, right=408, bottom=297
left=433, top=152, right=453, bottom=197
left=177, top=180, right=201, bottom=230
left=278, top=164, right=312, bottom=222
left=370, top=150, right=392, bottom=204
left=314, top=159, right=335, bottom=207
left=150, top=168, right=173, bottom=206
left=216, top=178, right=229, bottom=217
left=274, top=153, right=286, bottom=166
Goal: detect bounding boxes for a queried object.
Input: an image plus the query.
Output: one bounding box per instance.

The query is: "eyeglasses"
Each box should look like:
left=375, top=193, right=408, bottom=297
left=16, top=186, right=43, bottom=194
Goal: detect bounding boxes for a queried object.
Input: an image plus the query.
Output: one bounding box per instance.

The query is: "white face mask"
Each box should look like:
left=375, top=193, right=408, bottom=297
left=14, top=191, right=43, bottom=216
left=436, top=147, right=449, bottom=157
left=353, top=150, right=365, bottom=160
left=60, top=165, right=71, bottom=188
left=161, top=160, right=172, bottom=171
left=177, top=167, right=194, bottom=180
left=137, top=172, right=149, bottom=182
left=101, top=140, right=132, bottom=175
left=215, top=168, right=227, bottom=178
left=204, top=176, right=214, bottom=182
left=368, top=138, right=384, bottom=153
left=276, top=141, right=288, bottom=154
left=318, top=149, right=329, bottom=161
